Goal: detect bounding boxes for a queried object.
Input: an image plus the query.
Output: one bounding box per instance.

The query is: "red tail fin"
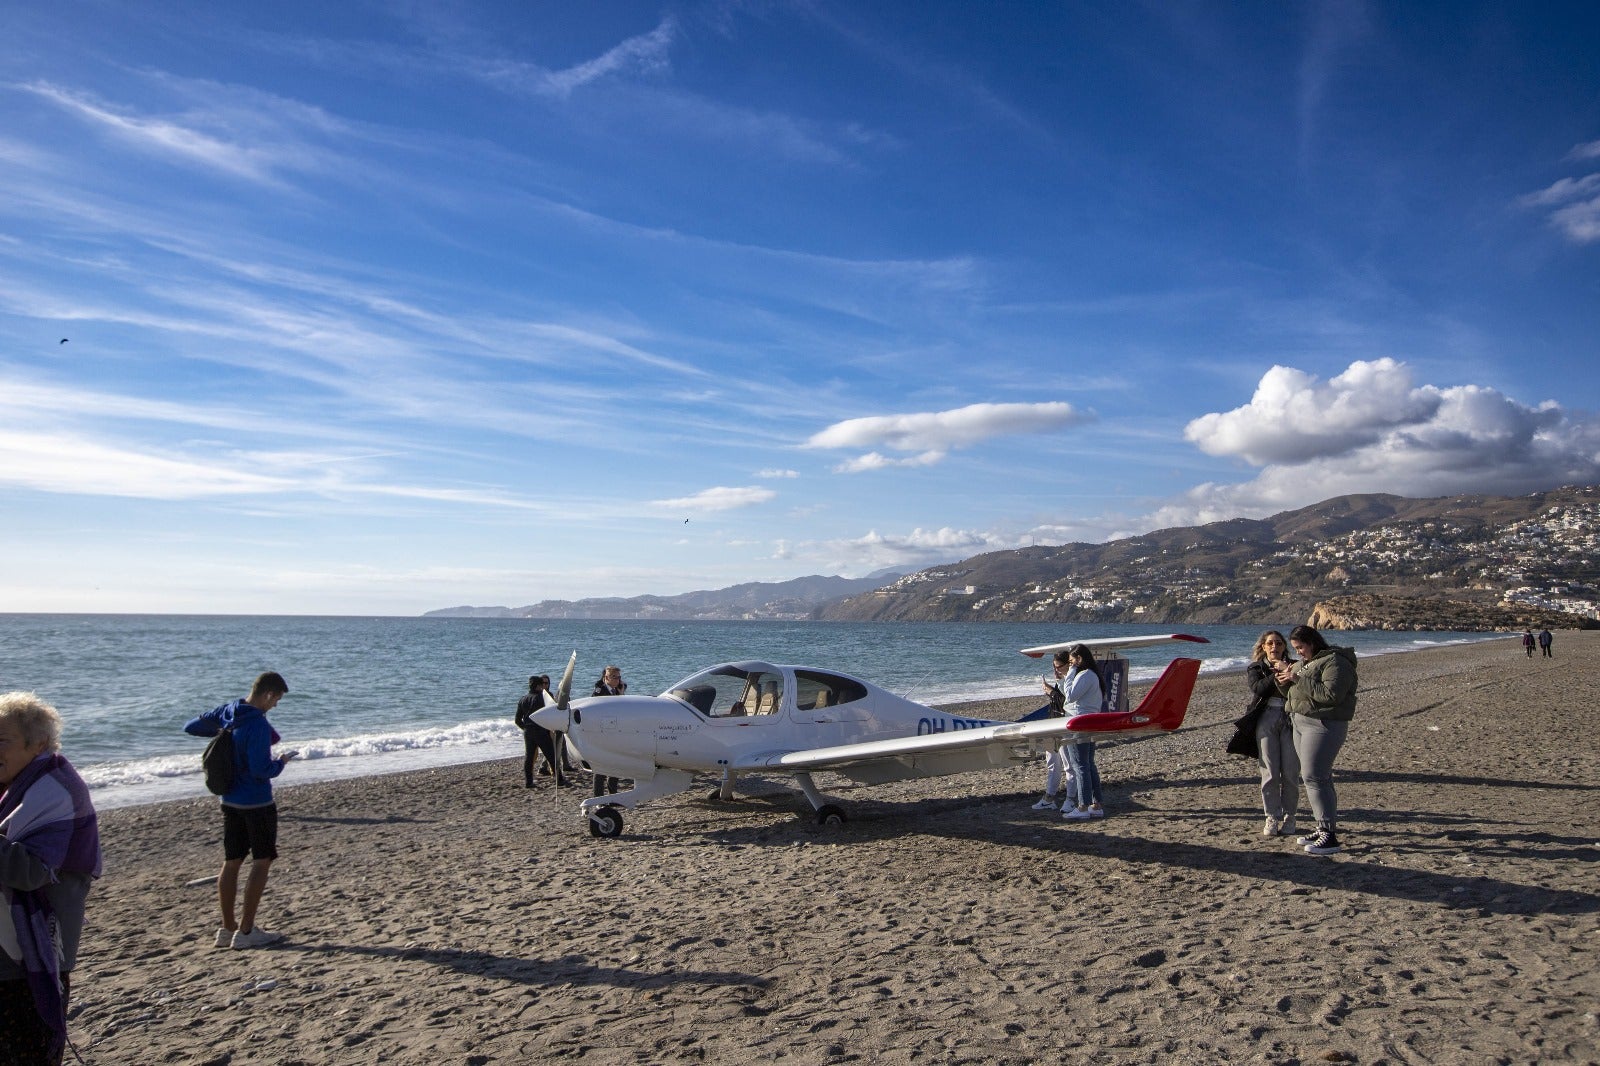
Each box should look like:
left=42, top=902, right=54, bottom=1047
left=1130, top=657, right=1201, bottom=730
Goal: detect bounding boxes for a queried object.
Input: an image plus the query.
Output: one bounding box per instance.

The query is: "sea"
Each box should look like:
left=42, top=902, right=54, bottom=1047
left=0, top=615, right=1503, bottom=810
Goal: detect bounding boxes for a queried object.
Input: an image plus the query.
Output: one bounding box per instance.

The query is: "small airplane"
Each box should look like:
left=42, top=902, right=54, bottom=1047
left=532, top=634, right=1208, bottom=838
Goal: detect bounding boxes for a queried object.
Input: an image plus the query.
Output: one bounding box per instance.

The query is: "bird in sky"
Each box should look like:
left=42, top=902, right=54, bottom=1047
left=59, top=338, right=68, bottom=344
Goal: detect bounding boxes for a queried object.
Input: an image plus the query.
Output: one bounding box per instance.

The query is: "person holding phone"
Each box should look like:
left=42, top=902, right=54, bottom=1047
left=1245, top=630, right=1299, bottom=837
left=184, top=671, right=295, bottom=949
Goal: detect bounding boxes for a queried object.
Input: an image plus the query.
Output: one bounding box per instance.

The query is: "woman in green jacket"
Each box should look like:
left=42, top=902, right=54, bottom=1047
left=1273, top=625, right=1357, bottom=855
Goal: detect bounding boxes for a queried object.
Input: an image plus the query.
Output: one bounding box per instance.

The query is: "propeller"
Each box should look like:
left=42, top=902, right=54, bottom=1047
left=556, top=649, right=576, bottom=710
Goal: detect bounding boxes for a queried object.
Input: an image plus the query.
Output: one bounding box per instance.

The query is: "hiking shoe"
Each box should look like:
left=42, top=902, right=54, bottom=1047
left=214, top=927, right=234, bottom=948
left=1031, top=796, right=1059, bottom=810
left=1304, top=834, right=1343, bottom=855
left=1062, top=806, right=1092, bottom=821
left=231, top=927, right=284, bottom=949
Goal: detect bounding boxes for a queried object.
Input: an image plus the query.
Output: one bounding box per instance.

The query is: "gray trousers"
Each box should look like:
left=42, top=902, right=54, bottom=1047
left=1255, top=706, right=1299, bottom=823
left=1290, top=714, right=1349, bottom=826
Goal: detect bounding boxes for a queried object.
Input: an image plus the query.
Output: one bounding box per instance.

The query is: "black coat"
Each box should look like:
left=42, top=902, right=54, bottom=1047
left=1226, top=659, right=1291, bottom=759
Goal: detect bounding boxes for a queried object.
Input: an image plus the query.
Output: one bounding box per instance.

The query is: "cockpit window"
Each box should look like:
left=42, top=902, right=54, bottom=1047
left=667, top=665, right=785, bottom=717
left=793, top=671, right=868, bottom=711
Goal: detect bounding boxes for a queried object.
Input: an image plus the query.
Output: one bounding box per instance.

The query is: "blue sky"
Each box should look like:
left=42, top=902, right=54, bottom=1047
left=3, top=1, right=1597, bottom=615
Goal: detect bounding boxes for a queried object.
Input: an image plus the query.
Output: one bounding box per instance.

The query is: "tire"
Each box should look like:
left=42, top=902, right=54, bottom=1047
left=816, top=804, right=847, bottom=827
left=588, top=805, right=624, bottom=838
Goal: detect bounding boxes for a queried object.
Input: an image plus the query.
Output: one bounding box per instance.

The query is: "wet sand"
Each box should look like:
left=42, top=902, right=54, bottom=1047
left=72, top=633, right=1600, bottom=1064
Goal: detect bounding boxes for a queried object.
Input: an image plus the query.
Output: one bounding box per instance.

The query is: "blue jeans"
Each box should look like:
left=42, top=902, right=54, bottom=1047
left=1065, top=742, right=1101, bottom=807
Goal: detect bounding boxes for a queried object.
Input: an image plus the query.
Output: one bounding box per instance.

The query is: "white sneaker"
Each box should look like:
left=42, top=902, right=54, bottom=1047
left=1062, top=806, right=1092, bottom=821
left=1031, top=796, right=1059, bottom=810
left=1087, top=806, right=1105, bottom=819
left=231, top=926, right=283, bottom=949
left=214, top=927, right=234, bottom=948
left=1263, top=818, right=1278, bottom=836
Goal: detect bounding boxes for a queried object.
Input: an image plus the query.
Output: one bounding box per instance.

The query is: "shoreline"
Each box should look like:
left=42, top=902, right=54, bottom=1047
left=69, top=632, right=1600, bottom=1063
left=83, top=629, right=1507, bottom=812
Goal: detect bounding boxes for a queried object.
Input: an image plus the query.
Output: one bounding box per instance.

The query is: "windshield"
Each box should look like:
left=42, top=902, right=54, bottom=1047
left=666, top=663, right=785, bottom=717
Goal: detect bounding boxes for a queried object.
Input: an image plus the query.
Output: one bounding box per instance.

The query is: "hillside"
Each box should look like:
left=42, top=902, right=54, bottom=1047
left=813, top=485, right=1600, bottom=631
left=424, top=570, right=908, bottom=621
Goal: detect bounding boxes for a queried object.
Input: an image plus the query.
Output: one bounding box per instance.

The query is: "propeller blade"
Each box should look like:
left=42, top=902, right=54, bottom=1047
left=556, top=650, right=577, bottom=711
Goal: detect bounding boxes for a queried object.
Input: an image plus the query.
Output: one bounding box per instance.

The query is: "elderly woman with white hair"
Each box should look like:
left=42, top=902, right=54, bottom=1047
left=1, top=691, right=102, bottom=1066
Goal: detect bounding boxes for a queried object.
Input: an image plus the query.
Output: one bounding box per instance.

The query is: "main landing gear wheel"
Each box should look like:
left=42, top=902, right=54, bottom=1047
left=815, top=804, right=847, bottom=827
left=707, top=788, right=724, bottom=802
left=588, top=805, right=624, bottom=838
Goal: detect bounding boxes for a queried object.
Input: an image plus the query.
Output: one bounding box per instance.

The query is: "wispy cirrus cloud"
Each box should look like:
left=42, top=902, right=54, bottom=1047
left=651, top=485, right=777, bottom=512
left=806, top=401, right=1091, bottom=471
left=14, top=80, right=328, bottom=186
left=1520, top=143, right=1600, bottom=243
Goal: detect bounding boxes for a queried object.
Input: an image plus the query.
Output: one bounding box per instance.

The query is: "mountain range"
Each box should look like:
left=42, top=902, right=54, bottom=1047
left=427, top=486, right=1599, bottom=630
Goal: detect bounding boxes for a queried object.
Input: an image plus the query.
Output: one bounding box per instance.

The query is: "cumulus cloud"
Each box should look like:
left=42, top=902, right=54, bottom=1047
left=1184, top=358, right=1441, bottom=465
left=805, top=401, right=1089, bottom=472
left=1149, top=359, right=1600, bottom=528
left=652, top=485, right=776, bottom=512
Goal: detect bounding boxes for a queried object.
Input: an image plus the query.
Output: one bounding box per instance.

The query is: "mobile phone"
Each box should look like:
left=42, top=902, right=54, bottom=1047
left=280, top=750, right=299, bottom=761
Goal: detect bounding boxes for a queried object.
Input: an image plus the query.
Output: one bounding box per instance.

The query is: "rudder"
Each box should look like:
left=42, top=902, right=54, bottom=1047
left=1130, top=657, right=1201, bottom=730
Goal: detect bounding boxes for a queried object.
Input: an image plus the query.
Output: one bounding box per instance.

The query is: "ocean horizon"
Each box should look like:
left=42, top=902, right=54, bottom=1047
left=0, top=614, right=1506, bottom=810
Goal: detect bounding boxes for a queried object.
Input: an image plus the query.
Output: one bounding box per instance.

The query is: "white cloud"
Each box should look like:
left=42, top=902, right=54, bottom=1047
left=18, top=81, right=315, bottom=187
left=1184, top=359, right=1441, bottom=465
left=1519, top=160, right=1600, bottom=244
left=1150, top=359, right=1600, bottom=528
left=652, top=485, right=777, bottom=512
left=756, top=468, right=799, bottom=478
left=806, top=401, right=1089, bottom=471
left=775, top=526, right=1018, bottom=571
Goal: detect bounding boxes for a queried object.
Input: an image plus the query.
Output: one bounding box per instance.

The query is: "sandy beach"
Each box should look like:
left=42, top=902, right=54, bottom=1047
left=68, top=633, right=1600, bottom=1065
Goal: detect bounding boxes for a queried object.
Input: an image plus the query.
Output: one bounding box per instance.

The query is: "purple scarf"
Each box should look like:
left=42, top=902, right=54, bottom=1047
left=0, top=753, right=102, bottom=1059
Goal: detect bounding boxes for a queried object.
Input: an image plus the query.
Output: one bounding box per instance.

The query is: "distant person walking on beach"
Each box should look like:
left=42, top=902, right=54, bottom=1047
left=1244, top=631, right=1300, bottom=837
left=1523, top=630, right=1536, bottom=657
left=1058, top=645, right=1106, bottom=822
left=589, top=666, right=626, bottom=796
left=184, top=672, right=296, bottom=949
left=1539, top=629, right=1554, bottom=658
left=1, top=692, right=102, bottom=1066
left=514, top=675, right=564, bottom=788
left=1029, top=650, right=1075, bottom=811
left=1274, top=626, right=1357, bottom=856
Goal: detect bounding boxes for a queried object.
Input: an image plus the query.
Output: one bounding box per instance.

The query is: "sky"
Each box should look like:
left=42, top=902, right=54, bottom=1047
left=2, top=1, right=1598, bottom=616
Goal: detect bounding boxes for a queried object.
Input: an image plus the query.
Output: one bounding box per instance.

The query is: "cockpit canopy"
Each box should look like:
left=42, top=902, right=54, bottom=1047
left=666, top=661, right=869, bottom=718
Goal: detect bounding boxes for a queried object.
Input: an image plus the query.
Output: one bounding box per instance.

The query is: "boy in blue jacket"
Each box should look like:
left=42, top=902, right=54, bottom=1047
left=185, top=671, right=296, bottom=949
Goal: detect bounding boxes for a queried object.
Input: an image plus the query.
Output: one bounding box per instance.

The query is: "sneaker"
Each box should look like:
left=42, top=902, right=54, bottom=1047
left=231, top=926, right=284, bottom=949
left=214, top=927, right=234, bottom=948
left=1278, top=818, right=1297, bottom=837
left=1031, top=796, right=1059, bottom=810
left=1087, top=806, right=1105, bottom=819
left=1263, top=818, right=1278, bottom=837
left=1062, top=806, right=1092, bottom=821
left=1296, top=830, right=1323, bottom=846
left=1304, top=833, right=1342, bottom=855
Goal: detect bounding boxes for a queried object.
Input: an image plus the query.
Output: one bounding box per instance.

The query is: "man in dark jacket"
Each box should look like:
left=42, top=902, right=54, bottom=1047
left=184, top=671, right=295, bottom=949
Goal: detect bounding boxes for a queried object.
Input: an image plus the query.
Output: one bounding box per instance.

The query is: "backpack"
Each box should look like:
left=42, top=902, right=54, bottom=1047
left=202, top=726, right=237, bottom=795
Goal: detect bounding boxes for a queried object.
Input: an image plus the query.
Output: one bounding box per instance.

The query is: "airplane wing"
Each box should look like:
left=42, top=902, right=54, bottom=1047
left=1019, top=632, right=1209, bottom=659
left=735, top=658, right=1201, bottom=785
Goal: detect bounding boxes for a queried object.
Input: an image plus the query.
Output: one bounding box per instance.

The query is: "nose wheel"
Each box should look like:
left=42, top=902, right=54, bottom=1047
left=588, top=804, right=625, bottom=838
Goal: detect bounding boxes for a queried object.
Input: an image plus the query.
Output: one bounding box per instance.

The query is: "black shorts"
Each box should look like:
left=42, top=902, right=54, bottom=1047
left=222, top=803, right=279, bottom=861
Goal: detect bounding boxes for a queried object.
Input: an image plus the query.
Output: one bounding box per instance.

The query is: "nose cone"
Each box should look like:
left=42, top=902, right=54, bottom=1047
left=531, top=703, right=569, bottom=732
